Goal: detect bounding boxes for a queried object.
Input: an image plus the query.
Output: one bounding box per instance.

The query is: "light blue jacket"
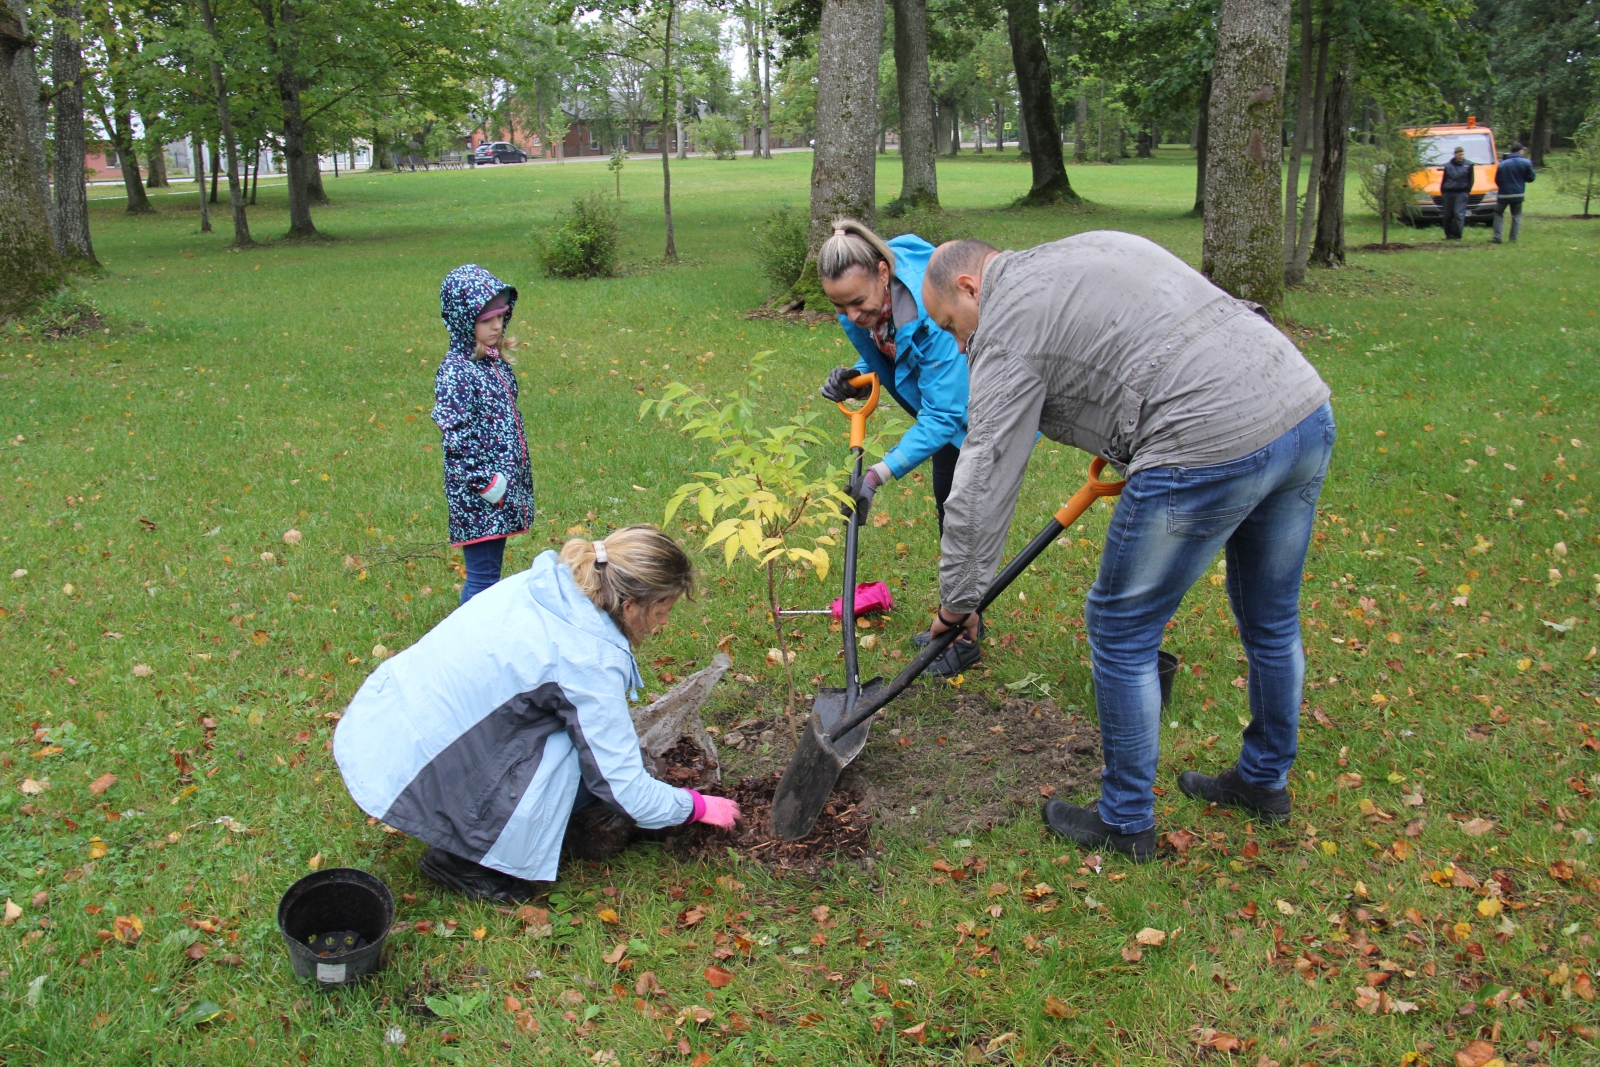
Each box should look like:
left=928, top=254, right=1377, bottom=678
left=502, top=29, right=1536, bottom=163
left=837, top=234, right=969, bottom=478
left=333, top=551, right=693, bottom=881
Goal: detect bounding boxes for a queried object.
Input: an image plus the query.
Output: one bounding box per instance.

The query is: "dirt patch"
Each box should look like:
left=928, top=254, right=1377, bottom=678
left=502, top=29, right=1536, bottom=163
left=1357, top=242, right=1418, bottom=252
left=648, top=737, right=877, bottom=875
left=705, top=688, right=1105, bottom=842
left=742, top=303, right=834, bottom=326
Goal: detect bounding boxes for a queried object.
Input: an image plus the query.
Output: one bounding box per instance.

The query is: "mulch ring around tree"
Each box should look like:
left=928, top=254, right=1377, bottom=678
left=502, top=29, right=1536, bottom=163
left=647, top=740, right=877, bottom=876
left=1357, top=242, right=1419, bottom=252
left=742, top=303, right=836, bottom=326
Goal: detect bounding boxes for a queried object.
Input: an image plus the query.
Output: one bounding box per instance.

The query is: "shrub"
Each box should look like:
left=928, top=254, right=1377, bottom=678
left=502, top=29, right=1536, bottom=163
left=535, top=194, right=620, bottom=279
left=752, top=203, right=808, bottom=296
left=694, top=114, right=741, bottom=161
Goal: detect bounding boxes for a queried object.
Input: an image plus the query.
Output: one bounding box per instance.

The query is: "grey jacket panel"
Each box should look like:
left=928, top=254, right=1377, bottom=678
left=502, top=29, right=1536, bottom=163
left=939, top=231, right=1330, bottom=612
left=382, top=683, right=568, bottom=862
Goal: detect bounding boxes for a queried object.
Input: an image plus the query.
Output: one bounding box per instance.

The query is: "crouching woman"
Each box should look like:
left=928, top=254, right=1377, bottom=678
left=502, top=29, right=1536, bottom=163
left=334, top=526, right=740, bottom=903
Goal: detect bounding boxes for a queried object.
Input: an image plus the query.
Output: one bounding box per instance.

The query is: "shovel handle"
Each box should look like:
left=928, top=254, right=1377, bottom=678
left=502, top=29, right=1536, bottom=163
left=825, top=458, right=1125, bottom=742
left=838, top=373, right=880, bottom=451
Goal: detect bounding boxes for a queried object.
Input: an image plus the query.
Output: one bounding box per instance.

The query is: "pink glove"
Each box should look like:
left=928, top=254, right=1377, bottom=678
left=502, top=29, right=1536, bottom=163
left=688, top=790, right=741, bottom=830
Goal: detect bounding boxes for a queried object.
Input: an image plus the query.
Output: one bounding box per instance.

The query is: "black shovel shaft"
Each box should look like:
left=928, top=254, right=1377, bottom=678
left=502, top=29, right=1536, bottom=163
left=839, top=448, right=863, bottom=704
left=826, top=515, right=1068, bottom=741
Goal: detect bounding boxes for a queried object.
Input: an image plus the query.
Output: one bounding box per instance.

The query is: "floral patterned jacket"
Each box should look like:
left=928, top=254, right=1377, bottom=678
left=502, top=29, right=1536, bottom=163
left=433, top=265, right=535, bottom=545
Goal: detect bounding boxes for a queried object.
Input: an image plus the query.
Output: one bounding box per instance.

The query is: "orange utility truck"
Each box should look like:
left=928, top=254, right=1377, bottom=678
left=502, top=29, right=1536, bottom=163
left=1402, top=119, right=1499, bottom=227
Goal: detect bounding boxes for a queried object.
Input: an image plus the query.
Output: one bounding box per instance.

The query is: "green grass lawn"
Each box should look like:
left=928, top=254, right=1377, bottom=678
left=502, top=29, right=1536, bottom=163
left=3, top=148, right=1598, bottom=1065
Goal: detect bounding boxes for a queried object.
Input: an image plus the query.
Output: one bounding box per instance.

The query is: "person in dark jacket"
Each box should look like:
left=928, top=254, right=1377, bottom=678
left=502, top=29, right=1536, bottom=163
left=434, top=265, right=536, bottom=603
left=1440, top=146, right=1474, bottom=240
left=1493, top=143, right=1536, bottom=243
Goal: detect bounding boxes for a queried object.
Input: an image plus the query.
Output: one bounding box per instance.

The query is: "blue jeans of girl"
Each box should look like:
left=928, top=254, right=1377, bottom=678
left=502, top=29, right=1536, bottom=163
left=460, top=537, right=507, bottom=604
left=1085, top=403, right=1335, bottom=833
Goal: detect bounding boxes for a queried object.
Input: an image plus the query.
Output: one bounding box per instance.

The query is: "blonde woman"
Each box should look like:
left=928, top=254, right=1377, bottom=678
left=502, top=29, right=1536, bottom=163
left=815, top=218, right=978, bottom=676
left=334, top=526, right=740, bottom=903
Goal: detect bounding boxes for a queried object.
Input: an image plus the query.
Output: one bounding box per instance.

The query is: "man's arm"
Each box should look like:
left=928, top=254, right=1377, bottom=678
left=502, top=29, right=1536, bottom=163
left=937, top=351, right=1047, bottom=614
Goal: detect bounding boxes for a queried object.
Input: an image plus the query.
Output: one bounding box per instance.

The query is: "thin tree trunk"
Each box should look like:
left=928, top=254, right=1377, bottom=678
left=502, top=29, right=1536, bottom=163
left=1310, top=55, right=1351, bottom=268
left=372, top=129, right=391, bottom=169
left=192, top=133, right=210, bottom=232
left=305, top=135, right=327, bottom=202
left=891, top=0, right=937, bottom=208
left=50, top=0, right=95, bottom=264
left=950, top=102, right=960, bottom=154
left=766, top=561, right=800, bottom=739
left=1070, top=0, right=1085, bottom=161
left=249, top=146, right=259, bottom=203
left=209, top=138, right=220, bottom=202
left=1281, top=0, right=1314, bottom=270
left=759, top=0, right=772, bottom=157
left=1191, top=70, right=1210, bottom=215
left=1202, top=0, right=1290, bottom=317
left=144, top=137, right=168, bottom=186
left=660, top=0, right=677, bottom=260
left=1288, top=0, right=1329, bottom=283
left=0, top=12, right=61, bottom=313
left=1532, top=93, right=1549, bottom=166
left=1004, top=0, right=1075, bottom=202
left=196, top=0, right=251, bottom=246
left=806, top=0, right=882, bottom=250
left=674, top=58, right=686, bottom=160
left=260, top=0, right=317, bottom=237
left=102, top=106, right=153, bottom=213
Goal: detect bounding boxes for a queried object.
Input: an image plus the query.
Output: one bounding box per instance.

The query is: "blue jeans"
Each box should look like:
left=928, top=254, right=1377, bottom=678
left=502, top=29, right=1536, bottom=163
left=460, top=537, right=507, bottom=604
left=1085, top=403, right=1335, bottom=833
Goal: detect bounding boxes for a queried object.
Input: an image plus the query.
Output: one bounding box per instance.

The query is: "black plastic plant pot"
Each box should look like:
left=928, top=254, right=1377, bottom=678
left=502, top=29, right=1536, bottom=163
left=1157, top=650, right=1179, bottom=709
left=277, top=868, right=394, bottom=986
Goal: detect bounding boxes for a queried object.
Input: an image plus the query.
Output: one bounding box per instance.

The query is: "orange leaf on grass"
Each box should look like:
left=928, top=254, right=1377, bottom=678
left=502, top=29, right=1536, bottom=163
left=112, top=915, right=143, bottom=944
left=1042, top=994, right=1075, bottom=1018
left=88, top=773, right=117, bottom=795
left=1191, top=1028, right=1241, bottom=1051
left=899, top=1021, right=927, bottom=1044
left=1165, top=829, right=1198, bottom=854
left=1453, top=1039, right=1497, bottom=1067
left=691, top=1055, right=712, bottom=1067
left=514, top=1010, right=540, bottom=1036
left=595, top=906, right=620, bottom=924
left=634, top=970, right=666, bottom=996
left=602, top=942, right=628, bottom=965
left=704, top=965, right=735, bottom=988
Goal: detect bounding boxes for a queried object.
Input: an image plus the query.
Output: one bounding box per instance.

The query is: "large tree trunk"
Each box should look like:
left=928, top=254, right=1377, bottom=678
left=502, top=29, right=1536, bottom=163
left=1281, top=0, right=1314, bottom=272
left=660, top=0, right=678, bottom=260
left=7, top=0, right=52, bottom=240
left=806, top=0, right=882, bottom=249
left=1288, top=0, right=1330, bottom=284
left=1190, top=71, right=1209, bottom=215
left=197, top=0, right=251, bottom=246
left=890, top=0, right=937, bottom=208
left=49, top=0, right=94, bottom=263
left=144, top=136, right=168, bottom=187
left=1310, top=55, right=1351, bottom=268
left=1202, top=0, right=1290, bottom=317
left=1004, top=0, right=1076, bottom=203
left=1, top=14, right=61, bottom=313
left=261, top=0, right=317, bottom=236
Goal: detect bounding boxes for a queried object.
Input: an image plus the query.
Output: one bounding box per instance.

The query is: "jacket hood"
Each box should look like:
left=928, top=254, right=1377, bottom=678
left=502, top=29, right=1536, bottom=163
left=440, top=264, right=518, bottom=358
left=525, top=550, right=640, bottom=672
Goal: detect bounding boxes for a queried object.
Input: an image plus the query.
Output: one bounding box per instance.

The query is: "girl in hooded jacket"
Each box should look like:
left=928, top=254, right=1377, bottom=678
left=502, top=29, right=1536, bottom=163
left=334, top=525, right=742, bottom=903
left=434, top=264, right=536, bottom=603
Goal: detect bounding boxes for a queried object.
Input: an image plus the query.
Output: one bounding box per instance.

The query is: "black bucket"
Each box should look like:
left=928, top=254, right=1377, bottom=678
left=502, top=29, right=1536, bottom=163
left=277, top=868, right=394, bottom=986
left=1157, top=650, right=1178, bottom=709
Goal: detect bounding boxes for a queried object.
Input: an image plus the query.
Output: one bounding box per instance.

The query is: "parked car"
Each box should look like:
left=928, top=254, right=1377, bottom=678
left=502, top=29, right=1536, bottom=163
left=474, top=142, right=528, bottom=165
left=1401, top=119, right=1498, bottom=227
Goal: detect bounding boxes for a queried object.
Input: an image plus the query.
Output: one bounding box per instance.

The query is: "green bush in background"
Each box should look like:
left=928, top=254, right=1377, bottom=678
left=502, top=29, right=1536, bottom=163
left=535, top=193, right=621, bottom=278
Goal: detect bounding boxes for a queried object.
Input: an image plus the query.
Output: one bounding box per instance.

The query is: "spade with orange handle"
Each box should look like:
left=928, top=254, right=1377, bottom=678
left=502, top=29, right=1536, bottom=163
left=771, top=457, right=1126, bottom=842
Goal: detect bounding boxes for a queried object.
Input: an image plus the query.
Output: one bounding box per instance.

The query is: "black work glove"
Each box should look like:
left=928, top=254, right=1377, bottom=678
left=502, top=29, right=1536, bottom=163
left=821, top=366, right=871, bottom=402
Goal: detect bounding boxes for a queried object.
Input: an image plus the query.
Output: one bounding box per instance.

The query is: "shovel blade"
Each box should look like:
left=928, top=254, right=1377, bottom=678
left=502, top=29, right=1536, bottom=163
left=771, top=680, right=881, bottom=842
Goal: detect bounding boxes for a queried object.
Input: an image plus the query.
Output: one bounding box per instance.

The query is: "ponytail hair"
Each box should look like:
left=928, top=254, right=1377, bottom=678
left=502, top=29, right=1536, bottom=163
left=559, top=525, right=695, bottom=643
left=817, top=218, right=895, bottom=283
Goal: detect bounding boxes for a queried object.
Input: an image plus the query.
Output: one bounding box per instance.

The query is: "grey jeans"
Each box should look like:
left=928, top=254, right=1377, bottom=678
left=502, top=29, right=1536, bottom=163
left=1493, top=197, right=1523, bottom=242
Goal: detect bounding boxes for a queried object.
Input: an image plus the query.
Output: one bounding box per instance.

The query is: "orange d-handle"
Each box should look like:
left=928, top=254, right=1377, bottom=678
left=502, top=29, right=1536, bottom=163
left=837, top=373, right=880, bottom=451
left=1052, top=457, right=1126, bottom=527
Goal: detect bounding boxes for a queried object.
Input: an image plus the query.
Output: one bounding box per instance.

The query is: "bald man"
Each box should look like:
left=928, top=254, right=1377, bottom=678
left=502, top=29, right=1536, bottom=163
left=922, top=231, right=1333, bottom=861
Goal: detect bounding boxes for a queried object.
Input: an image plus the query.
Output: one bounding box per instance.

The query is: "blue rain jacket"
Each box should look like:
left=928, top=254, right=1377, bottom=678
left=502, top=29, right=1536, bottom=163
left=837, top=235, right=969, bottom=478
left=334, top=551, right=694, bottom=881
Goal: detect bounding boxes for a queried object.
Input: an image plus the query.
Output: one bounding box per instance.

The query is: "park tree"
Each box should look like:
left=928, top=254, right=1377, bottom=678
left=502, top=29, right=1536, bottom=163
left=7, top=0, right=53, bottom=241
left=890, top=0, right=938, bottom=208
left=1201, top=0, right=1289, bottom=316
left=52, top=0, right=98, bottom=263
left=86, top=0, right=157, bottom=214
left=1357, top=120, right=1422, bottom=249
left=807, top=0, right=884, bottom=246
left=1003, top=0, right=1074, bottom=202
left=1551, top=108, right=1600, bottom=218
left=195, top=0, right=252, bottom=246
left=1, top=9, right=62, bottom=315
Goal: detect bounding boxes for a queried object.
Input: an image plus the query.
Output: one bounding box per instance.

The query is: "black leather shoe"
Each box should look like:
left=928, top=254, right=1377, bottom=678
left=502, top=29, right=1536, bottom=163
left=912, top=618, right=986, bottom=648
left=562, top=803, right=637, bottom=862
left=1177, top=764, right=1291, bottom=823
left=1040, top=799, right=1156, bottom=862
left=418, top=847, right=542, bottom=904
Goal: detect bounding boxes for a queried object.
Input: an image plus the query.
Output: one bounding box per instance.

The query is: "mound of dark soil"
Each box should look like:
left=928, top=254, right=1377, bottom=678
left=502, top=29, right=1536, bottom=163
left=1358, top=242, right=1416, bottom=252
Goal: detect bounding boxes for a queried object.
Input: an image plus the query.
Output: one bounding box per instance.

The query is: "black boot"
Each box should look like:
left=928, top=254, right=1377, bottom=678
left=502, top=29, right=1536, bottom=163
left=562, top=803, right=637, bottom=862
left=1041, top=799, right=1156, bottom=862
left=418, top=847, right=542, bottom=904
left=1177, top=764, right=1291, bottom=823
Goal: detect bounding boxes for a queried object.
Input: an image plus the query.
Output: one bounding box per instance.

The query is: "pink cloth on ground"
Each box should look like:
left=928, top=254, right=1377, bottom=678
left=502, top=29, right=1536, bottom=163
left=830, top=581, right=894, bottom=619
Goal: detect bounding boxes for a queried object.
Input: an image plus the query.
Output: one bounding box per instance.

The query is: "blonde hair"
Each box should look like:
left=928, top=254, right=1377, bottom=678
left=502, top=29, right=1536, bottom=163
left=817, top=218, right=895, bottom=283
left=559, top=525, right=694, bottom=642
